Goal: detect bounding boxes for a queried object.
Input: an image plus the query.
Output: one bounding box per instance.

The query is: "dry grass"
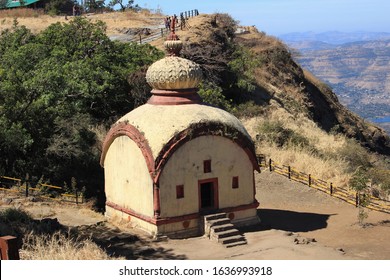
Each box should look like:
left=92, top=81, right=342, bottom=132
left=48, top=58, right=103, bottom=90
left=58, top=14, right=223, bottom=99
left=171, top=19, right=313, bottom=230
left=260, top=144, right=351, bottom=187
left=242, top=110, right=354, bottom=188
left=0, top=8, right=44, bottom=18
left=20, top=231, right=123, bottom=260
left=0, top=10, right=165, bottom=35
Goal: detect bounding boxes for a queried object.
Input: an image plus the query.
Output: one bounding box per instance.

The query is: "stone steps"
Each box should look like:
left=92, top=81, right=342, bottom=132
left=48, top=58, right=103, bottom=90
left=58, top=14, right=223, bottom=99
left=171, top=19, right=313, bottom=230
left=203, top=212, right=247, bottom=248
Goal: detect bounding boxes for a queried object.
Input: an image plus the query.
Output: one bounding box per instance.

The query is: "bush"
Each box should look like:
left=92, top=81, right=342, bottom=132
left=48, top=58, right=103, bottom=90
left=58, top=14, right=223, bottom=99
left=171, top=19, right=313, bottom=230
left=21, top=231, right=121, bottom=260
left=232, top=101, right=264, bottom=119
left=39, top=0, right=74, bottom=15
left=0, top=17, right=163, bottom=207
left=198, top=82, right=232, bottom=111
left=335, top=138, right=372, bottom=172
left=256, top=120, right=310, bottom=148
left=0, top=208, right=32, bottom=224
left=370, top=169, right=390, bottom=195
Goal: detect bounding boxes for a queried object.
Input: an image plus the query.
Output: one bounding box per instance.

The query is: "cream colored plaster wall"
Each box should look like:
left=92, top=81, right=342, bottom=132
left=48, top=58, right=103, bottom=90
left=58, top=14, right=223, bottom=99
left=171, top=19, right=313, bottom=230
left=159, top=136, right=254, bottom=217
left=104, top=136, right=154, bottom=217
left=105, top=207, right=158, bottom=237
left=106, top=206, right=200, bottom=237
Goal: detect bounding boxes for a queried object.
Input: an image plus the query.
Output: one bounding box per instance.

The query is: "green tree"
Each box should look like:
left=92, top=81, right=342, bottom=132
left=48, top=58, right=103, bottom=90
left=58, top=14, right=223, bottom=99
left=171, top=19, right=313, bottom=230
left=349, top=167, right=371, bottom=227
left=40, top=0, right=75, bottom=15
left=85, top=0, right=106, bottom=13
left=198, top=82, right=232, bottom=111
left=0, top=17, right=163, bottom=208
left=182, top=13, right=261, bottom=105
left=109, top=0, right=136, bottom=12
left=0, top=0, right=8, bottom=8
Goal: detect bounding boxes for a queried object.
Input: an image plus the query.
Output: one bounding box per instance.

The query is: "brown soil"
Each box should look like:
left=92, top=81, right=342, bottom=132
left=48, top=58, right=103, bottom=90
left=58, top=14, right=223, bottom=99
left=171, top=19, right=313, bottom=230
left=2, top=170, right=389, bottom=260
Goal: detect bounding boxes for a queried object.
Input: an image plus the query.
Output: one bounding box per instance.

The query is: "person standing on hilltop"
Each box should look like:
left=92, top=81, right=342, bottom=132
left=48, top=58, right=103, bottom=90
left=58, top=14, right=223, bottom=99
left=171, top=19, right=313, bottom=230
left=165, top=17, right=170, bottom=30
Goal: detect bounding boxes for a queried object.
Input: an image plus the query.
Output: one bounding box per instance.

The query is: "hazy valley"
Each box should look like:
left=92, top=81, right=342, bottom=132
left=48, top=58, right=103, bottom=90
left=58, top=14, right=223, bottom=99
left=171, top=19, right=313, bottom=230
left=280, top=31, right=390, bottom=132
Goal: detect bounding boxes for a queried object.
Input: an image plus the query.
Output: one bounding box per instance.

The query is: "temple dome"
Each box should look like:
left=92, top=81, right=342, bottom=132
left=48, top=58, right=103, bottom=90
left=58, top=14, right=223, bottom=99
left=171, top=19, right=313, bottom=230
left=146, top=56, right=203, bottom=90
left=116, top=103, right=252, bottom=159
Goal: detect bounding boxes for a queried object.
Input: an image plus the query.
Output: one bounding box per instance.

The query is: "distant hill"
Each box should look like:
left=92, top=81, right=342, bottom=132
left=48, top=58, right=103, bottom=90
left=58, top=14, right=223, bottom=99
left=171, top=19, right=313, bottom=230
left=279, top=31, right=390, bottom=45
left=280, top=32, right=390, bottom=127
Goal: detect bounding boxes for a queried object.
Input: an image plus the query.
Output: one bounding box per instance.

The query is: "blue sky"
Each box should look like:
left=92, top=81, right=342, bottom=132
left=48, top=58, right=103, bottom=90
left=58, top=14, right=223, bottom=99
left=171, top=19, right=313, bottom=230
left=133, top=0, right=390, bottom=35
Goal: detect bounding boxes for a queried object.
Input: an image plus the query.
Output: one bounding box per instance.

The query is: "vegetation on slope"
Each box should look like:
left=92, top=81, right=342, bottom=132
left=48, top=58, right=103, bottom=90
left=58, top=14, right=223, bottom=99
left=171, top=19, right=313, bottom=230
left=0, top=17, right=163, bottom=208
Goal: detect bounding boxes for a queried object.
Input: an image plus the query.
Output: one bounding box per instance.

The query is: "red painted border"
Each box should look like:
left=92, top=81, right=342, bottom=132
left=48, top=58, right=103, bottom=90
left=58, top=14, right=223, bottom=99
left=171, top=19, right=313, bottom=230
left=106, top=200, right=259, bottom=226
left=101, top=123, right=162, bottom=216
left=106, top=201, right=156, bottom=224
left=100, top=122, right=155, bottom=176
left=101, top=121, right=259, bottom=185
left=154, top=123, right=260, bottom=183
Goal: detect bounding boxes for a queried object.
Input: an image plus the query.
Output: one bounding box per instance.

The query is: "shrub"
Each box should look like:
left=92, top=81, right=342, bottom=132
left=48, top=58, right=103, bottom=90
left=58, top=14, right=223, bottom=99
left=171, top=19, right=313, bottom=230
left=21, top=231, right=121, bottom=260
left=256, top=120, right=310, bottom=148
left=370, top=169, right=390, bottom=195
left=0, top=208, right=32, bottom=224
left=233, top=101, right=264, bottom=119
left=198, top=82, right=233, bottom=111
left=335, top=138, right=372, bottom=173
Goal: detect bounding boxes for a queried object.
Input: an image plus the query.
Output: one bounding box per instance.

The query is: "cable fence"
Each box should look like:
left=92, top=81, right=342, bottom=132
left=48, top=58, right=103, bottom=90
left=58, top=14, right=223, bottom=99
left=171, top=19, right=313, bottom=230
left=257, top=154, right=390, bottom=214
left=0, top=175, right=84, bottom=204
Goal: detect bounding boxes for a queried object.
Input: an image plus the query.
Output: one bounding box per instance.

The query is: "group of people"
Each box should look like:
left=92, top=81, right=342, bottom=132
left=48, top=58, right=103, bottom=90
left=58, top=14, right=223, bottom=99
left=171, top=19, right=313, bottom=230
left=164, top=15, right=179, bottom=30
left=164, top=10, right=200, bottom=31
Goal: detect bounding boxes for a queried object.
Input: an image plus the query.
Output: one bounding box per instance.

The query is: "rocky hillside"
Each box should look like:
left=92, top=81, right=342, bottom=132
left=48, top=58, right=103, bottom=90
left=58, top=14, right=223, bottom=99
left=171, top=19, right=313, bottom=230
left=243, top=26, right=390, bottom=155
left=168, top=14, right=390, bottom=155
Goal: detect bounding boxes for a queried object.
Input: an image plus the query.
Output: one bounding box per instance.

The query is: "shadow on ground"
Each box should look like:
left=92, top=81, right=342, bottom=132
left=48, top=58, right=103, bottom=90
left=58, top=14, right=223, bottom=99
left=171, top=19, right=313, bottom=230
left=241, top=209, right=334, bottom=233
left=73, top=223, right=187, bottom=260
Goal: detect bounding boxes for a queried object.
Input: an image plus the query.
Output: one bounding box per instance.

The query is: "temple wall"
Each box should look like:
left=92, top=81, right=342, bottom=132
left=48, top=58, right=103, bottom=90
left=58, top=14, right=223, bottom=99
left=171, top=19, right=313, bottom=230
left=105, top=206, right=158, bottom=236
left=159, top=135, right=255, bottom=217
left=104, top=136, right=154, bottom=218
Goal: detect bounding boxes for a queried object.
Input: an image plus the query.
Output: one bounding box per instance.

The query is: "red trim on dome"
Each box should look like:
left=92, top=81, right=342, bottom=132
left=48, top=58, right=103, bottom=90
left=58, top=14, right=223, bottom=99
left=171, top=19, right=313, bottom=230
left=154, top=123, right=260, bottom=184
left=100, top=123, right=155, bottom=177
left=101, top=123, right=162, bottom=218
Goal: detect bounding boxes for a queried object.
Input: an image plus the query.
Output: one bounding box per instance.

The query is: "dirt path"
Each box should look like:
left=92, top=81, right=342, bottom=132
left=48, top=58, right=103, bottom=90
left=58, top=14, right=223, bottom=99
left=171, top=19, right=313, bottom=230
left=152, top=171, right=390, bottom=260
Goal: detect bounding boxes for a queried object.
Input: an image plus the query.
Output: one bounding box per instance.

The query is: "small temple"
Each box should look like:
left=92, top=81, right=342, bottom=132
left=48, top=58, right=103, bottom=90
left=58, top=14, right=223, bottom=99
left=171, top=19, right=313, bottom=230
left=100, top=19, right=260, bottom=238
